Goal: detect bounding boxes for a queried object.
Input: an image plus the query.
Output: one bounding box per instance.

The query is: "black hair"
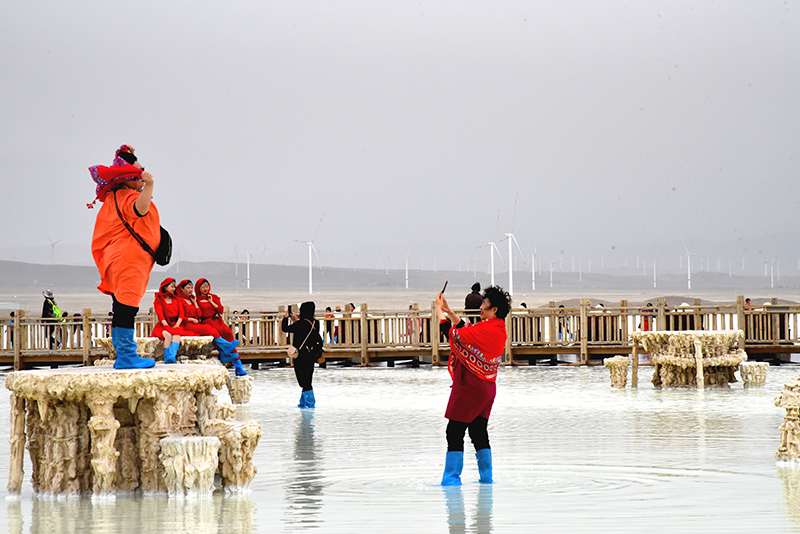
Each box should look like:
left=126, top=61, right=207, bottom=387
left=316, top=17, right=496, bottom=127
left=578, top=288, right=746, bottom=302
left=482, top=285, right=512, bottom=320
left=300, top=301, right=316, bottom=320
left=471, top=282, right=481, bottom=292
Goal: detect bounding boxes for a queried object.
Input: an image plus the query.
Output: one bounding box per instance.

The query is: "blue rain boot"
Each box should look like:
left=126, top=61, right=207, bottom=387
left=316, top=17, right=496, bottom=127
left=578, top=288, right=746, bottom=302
left=214, top=337, right=240, bottom=361
left=113, top=327, right=155, bottom=369
left=232, top=358, right=248, bottom=376
left=441, top=451, right=464, bottom=486
left=297, top=391, right=308, bottom=408
left=164, top=342, right=179, bottom=364
left=303, top=390, right=315, bottom=408
left=475, top=448, right=493, bottom=484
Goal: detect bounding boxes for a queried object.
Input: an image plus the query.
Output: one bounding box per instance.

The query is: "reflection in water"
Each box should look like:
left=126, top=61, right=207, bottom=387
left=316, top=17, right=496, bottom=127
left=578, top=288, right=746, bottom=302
left=778, top=465, right=800, bottom=526
left=444, top=485, right=493, bottom=534
left=284, top=410, right=325, bottom=528
left=13, top=492, right=254, bottom=534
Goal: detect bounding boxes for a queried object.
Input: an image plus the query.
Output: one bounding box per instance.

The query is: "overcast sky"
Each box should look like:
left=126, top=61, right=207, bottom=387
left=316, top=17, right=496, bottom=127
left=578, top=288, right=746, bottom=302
left=1, top=1, right=798, bottom=273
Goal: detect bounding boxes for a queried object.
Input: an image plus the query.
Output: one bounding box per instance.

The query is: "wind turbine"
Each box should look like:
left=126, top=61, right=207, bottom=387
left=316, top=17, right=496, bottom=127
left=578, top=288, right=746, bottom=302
left=683, top=242, right=697, bottom=290
left=46, top=235, right=60, bottom=265
left=294, top=213, right=325, bottom=295
left=478, top=242, right=504, bottom=286
left=405, top=252, right=410, bottom=289
left=500, top=233, right=527, bottom=297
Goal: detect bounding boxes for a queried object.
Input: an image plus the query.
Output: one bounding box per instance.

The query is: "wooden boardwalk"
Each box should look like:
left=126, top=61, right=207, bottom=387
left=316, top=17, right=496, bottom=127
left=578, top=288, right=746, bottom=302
left=2, top=296, right=799, bottom=370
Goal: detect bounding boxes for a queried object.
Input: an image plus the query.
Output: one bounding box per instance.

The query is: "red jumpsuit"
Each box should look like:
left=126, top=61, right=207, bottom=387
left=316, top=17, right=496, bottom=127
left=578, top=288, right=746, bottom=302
left=152, top=296, right=189, bottom=339
left=178, top=295, right=222, bottom=337
left=195, top=283, right=235, bottom=342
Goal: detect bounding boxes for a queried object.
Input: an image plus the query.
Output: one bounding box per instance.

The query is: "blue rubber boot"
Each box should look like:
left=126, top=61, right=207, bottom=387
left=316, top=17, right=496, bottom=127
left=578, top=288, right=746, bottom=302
left=113, top=327, right=155, bottom=369
left=232, top=358, right=248, bottom=376
left=214, top=337, right=240, bottom=361
left=164, top=342, right=179, bottom=364
left=297, top=391, right=308, bottom=408
left=475, top=448, right=493, bottom=484
left=441, top=451, right=464, bottom=486
left=303, top=390, right=315, bottom=408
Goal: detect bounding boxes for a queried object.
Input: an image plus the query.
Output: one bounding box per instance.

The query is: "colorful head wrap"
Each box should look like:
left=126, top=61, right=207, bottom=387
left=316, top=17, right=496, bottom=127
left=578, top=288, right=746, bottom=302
left=87, top=145, right=143, bottom=208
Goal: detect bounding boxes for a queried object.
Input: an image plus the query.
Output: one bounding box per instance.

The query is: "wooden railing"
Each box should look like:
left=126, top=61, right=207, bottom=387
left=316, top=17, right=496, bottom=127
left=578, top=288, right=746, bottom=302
left=1, top=296, right=798, bottom=369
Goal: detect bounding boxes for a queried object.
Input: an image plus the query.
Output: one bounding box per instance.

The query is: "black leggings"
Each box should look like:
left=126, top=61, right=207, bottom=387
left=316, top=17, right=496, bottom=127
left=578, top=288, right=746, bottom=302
left=111, top=297, right=139, bottom=329
left=294, top=354, right=315, bottom=391
left=446, top=416, right=490, bottom=452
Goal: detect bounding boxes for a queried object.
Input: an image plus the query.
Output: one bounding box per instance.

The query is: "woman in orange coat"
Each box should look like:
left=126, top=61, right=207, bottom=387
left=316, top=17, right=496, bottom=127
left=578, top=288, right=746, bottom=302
left=176, top=280, right=245, bottom=375
left=89, top=145, right=158, bottom=369
left=152, top=278, right=189, bottom=363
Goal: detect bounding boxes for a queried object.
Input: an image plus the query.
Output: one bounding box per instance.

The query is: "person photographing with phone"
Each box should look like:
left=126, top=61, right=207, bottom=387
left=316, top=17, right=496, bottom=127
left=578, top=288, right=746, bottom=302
left=436, top=283, right=511, bottom=485
left=282, top=302, right=323, bottom=408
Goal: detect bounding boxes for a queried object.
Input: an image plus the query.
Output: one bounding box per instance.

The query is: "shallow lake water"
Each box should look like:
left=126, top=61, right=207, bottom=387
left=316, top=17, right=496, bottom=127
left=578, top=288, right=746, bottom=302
left=3, top=364, right=800, bottom=533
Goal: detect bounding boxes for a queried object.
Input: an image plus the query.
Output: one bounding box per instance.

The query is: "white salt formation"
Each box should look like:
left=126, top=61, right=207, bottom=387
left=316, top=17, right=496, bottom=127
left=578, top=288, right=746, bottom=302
left=603, top=356, right=630, bottom=388
left=739, top=361, right=769, bottom=388
left=775, top=376, right=800, bottom=462
left=630, top=330, right=746, bottom=388
left=227, top=375, right=254, bottom=404
left=6, top=364, right=262, bottom=496
left=159, top=436, right=221, bottom=496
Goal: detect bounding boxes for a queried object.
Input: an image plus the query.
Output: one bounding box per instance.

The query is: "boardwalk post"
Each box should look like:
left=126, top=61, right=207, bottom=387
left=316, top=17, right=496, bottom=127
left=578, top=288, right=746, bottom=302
left=429, top=302, right=440, bottom=366
left=360, top=303, right=368, bottom=366
left=620, top=300, right=629, bottom=342
left=771, top=297, right=779, bottom=343
left=693, top=299, right=702, bottom=330
left=736, top=296, right=746, bottom=347
left=580, top=300, right=589, bottom=364
left=82, top=308, right=92, bottom=366
left=548, top=301, right=557, bottom=343
left=631, top=342, right=639, bottom=388
left=657, top=298, right=666, bottom=331
left=412, top=303, right=420, bottom=349
left=505, top=313, right=512, bottom=364
left=13, top=310, right=23, bottom=371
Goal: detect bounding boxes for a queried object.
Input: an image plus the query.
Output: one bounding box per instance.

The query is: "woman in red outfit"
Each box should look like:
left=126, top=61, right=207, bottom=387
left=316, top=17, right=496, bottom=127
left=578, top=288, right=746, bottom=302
left=176, top=280, right=246, bottom=375
left=436, top=285, right=511, bottom=486
left=195, top=278, right=235, bottom=342
left=152, top=278, right=188, bottom=364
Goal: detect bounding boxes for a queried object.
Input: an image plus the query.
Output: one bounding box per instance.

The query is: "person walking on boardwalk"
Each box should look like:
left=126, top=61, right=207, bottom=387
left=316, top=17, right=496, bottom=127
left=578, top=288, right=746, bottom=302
left=89, top=145, right=159, bottom=369
left=464, top=282, right=483, bottom=324
left=282, top=302, right=323, bottom=408
left=436, top=285, right=511, bottom=486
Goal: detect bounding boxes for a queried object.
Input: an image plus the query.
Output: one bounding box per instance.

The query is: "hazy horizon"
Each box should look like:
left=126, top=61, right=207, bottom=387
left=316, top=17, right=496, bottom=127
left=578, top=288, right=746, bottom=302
left=2, top=2, right=798, bottom=274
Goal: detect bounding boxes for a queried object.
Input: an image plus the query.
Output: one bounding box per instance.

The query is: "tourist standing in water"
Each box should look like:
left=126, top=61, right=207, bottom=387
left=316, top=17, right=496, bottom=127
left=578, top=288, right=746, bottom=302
left=89, top=145, right=158, bottom=369
left=282, top=302, right=323, bottom=408
left=436, top=285, right=511, bottom=485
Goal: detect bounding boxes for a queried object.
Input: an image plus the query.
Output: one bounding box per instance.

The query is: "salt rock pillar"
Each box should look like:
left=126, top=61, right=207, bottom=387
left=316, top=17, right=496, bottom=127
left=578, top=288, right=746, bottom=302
left=87, top=397, right=121, bottom=494
left=159, top=436, right=221, bottom=495
left=7, top=393, right=26, bottom=495
left=603, top=356, right=630, bottom=388
left=776, top=377, right=800, bottom=461
left=227, top=375, right=253, bottom=404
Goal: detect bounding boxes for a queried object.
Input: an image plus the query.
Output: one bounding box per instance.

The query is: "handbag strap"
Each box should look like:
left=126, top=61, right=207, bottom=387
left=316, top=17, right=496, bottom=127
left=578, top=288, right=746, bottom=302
left=114, top=189, right=156, bottom=259
left=296, top=319, right=316, bottom=350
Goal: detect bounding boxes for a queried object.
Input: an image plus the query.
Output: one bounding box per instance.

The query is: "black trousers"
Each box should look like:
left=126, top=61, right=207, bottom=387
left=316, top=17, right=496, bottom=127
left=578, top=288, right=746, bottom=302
left=294, top=354, right=315, bottom=391
left=446, top=416, right=490, bottom=452
left=111, top=296, right=138, bottom=329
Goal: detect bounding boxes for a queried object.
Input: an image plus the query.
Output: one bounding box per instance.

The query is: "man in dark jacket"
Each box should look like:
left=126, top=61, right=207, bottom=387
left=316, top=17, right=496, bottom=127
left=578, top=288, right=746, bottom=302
left=465, top=283, right=483, bottom=324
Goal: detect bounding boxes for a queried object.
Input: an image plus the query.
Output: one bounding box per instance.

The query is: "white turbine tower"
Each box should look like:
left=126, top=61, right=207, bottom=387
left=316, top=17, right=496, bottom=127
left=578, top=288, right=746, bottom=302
left=405, top=252, right=410, bottom=289
left=294, top=213, right=325, bottom=295
left=683, top=242, right=697, bottom=290
left=478, top=242, right=504, bottom=286
left=500, top=233, right=527, bottom=297
left=46, top=235, right=60, bottom=265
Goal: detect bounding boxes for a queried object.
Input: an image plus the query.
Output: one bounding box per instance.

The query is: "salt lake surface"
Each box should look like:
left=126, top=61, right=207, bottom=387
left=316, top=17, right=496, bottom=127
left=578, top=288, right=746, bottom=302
left=3, top=364, right=800, bottom=533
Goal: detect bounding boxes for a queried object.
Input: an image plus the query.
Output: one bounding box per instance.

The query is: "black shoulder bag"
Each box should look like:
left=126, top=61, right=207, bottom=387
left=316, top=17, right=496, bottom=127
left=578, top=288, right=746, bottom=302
left=114, top=189, right=173, bottom=266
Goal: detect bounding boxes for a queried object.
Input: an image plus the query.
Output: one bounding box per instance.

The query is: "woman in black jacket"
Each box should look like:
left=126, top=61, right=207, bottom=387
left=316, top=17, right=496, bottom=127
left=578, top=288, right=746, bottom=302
left=282, top=301, right=322, bottom=408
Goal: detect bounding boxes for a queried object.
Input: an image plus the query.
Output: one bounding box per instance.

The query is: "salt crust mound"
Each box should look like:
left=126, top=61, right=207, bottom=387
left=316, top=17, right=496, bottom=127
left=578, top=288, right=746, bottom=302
left=6, top=364, right=262, bottom=495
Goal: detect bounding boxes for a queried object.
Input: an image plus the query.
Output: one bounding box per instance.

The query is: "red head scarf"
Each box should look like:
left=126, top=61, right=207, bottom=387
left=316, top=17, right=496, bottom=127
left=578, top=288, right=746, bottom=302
left=195, top=278, right=210, bottom=298
left=177, top=279, right=193, bottom=296
left=87, top=145, right=143, bottom=208
left=155, top=277, right=176, bottom=303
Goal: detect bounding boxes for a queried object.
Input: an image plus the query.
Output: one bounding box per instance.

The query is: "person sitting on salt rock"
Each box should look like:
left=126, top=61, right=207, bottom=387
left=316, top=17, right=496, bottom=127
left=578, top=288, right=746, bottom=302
left=176, top=279, right=245, bottom=375
left=152, top=278, right=190, bottom=364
